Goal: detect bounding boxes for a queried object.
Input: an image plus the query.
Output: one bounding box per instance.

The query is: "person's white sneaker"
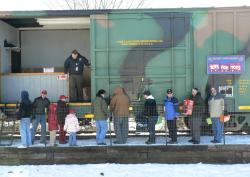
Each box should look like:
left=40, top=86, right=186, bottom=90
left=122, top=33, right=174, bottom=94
left=17, top=145, right=27, bottom=148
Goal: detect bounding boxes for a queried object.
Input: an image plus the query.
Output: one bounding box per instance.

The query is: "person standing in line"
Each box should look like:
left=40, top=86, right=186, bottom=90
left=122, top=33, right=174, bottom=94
left=110, top=86, right=130, bottom=144
left=164, top=89, right=179, bottom=144
left=93, top=89, right=108, bottom=145
left=143, top=91, right=158, bottom=144
left=64, top=49, right=90, bottom=102
left=31, top=90, right=50, bottom=144
left=64, top=109, right=80, bottom=146
left=17, top=90, right=32, bottom=148
left=57, top=95, right=69, bottom=144
left=48, top=103, right=58, bottom=147
left=208, top=87, right=225, bottom=143
left=188, top=88, right=205, bottom=144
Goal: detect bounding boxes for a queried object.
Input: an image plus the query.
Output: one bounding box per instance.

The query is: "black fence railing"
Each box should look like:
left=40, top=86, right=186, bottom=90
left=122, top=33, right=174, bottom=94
left=0, top=103, right=250, bottom=147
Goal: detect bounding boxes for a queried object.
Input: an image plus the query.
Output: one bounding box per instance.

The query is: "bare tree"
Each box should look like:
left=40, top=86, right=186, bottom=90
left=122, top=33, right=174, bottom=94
left=57, top=0, right=149, bottom=10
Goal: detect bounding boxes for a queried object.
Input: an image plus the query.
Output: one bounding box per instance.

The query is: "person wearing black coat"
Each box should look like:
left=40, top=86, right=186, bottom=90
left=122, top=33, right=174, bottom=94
left=143, top=91, right=158, bottom=144
left=31, top=90, right=50, bottom=144
left=18, top=90, right=32, bottom=148
left=57, top=95, right=69, bottom=144
left=188, top=88, right=205, bottom=144
left=64, top=49, right=90, bottom=102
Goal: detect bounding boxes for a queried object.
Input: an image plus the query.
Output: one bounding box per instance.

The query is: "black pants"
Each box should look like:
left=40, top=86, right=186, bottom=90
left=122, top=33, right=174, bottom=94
left=167, top=119, right=177, bottom=142
left=69, top=74, right=83, bottom=102
left=114, top=117, right=128, bottom=144
left=147, top=116, right=158, bottom=142
left=189, top=115, right=202, bottom=143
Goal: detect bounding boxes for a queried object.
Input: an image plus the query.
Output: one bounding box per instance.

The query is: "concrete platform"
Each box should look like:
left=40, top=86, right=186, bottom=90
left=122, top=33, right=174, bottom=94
left=0, top=144, right=250, bottom=165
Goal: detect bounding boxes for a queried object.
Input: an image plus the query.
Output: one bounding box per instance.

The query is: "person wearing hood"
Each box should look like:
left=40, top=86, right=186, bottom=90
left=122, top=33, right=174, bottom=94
left=17, top=90, right=32, bottom=148
left=208, top=87, right=225, bottom=143
left=93, top=89, right=108, bottom=145
left=143, top=91, right=158, bottom=144
left=164, top=89, right=179, bottom=144
left=110, top=86, right=130, bottom=144
left=64, top=109, right=80, bottom=146
left=188, top=88, right=204, bottom=144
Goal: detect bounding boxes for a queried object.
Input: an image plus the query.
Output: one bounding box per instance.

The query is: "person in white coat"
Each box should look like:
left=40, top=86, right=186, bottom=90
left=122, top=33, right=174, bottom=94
left=64, top=109, right=80, bottom=146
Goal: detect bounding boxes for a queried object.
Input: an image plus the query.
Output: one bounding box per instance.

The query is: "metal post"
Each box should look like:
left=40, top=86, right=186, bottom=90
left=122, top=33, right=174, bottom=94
left=109, top=113, right=112, bottom=146
left=165, top=120, right=168, bottom=145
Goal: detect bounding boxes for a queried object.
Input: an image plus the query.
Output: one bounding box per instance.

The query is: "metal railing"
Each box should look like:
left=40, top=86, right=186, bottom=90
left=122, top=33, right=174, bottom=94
left=0, top=103, right=250, bottom=146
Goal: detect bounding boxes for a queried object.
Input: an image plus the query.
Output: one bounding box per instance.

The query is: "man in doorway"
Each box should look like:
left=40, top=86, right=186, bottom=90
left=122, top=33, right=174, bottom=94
left=64, top=49, right=90, bottom=102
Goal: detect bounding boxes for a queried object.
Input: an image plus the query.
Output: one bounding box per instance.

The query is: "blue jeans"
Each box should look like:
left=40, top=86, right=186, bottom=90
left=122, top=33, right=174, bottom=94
left=69, top=132, right=77, bottom=146
left=212, top=117, right=224, bottom=142
left=96, top=120, right=107, bottom=144
left=20, top=118, right=32, bottom=146
left=31, top=114, right=46, bottom=142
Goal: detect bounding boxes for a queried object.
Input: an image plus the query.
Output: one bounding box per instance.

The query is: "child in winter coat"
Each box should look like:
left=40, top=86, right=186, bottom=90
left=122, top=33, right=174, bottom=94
left=48, top=103, right=58, bottom=146
left=64, top=109, right=80, bottom=146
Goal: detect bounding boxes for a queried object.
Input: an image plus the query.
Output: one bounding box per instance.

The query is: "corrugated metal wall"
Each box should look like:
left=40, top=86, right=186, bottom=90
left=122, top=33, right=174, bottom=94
left=1, top=74, right=68, bottom=103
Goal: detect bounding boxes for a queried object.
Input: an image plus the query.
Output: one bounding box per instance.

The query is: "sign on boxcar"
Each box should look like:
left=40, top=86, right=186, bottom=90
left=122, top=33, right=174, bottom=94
left=207, top=55, right=245, bottom=74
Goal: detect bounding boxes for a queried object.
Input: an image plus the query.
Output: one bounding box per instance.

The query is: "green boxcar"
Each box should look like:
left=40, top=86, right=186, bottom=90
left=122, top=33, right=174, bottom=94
left=1, top=7, right=250, bottom=131
left=91, top=8, right=250, bottom=109
left=90, top=8, right=250, bottom=131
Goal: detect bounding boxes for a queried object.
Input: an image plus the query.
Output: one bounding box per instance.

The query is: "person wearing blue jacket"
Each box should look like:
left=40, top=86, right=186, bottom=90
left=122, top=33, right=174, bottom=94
left=164, top=89, right=179, bottom=144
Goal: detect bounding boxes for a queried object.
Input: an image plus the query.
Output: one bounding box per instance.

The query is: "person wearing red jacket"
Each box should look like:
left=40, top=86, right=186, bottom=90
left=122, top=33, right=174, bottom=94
left=48, top=103, right=58, bottom=146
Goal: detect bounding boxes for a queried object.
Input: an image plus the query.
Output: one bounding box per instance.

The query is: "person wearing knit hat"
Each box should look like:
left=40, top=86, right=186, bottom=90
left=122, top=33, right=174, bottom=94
left=143, top=90, right=158, bottom=144
left=164, top=89, right=179, bottom=144
left=59, top=95, right=68, bottom=100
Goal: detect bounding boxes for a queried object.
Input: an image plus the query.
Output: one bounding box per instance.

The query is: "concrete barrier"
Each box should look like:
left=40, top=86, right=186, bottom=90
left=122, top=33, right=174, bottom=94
left=0, top=145, right=250, bottom=165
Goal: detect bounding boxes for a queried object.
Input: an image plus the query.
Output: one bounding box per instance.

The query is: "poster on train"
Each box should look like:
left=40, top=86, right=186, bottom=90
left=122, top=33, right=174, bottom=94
left=207, top=55, right=245, bottom=74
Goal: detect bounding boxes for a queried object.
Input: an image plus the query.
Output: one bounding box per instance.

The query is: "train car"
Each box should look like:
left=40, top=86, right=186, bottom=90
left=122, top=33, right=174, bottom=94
left=0, top=7, right=250, bottom=132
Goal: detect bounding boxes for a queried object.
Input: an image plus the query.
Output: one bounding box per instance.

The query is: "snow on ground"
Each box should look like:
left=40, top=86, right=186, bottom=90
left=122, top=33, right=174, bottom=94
left=3, top=134, right=250, bottom=147
left=0, top=163, right=250, bottom=177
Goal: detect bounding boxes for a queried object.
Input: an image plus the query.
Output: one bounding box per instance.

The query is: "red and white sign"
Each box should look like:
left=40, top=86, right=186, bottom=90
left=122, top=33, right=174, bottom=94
left=58, top=75, right=68, bottom=80
left=183, top=99, right=194, bottom=116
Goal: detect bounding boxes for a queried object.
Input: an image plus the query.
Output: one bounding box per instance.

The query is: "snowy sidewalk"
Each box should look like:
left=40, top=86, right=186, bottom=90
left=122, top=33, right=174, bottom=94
left=0, top=163, right=250, bottom=177
left=5, top=134, right=250, bottom=148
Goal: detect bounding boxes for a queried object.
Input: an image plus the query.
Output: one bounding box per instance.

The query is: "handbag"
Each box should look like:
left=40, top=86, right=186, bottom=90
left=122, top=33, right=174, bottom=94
left=220, top=115, right=230, bottom=123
